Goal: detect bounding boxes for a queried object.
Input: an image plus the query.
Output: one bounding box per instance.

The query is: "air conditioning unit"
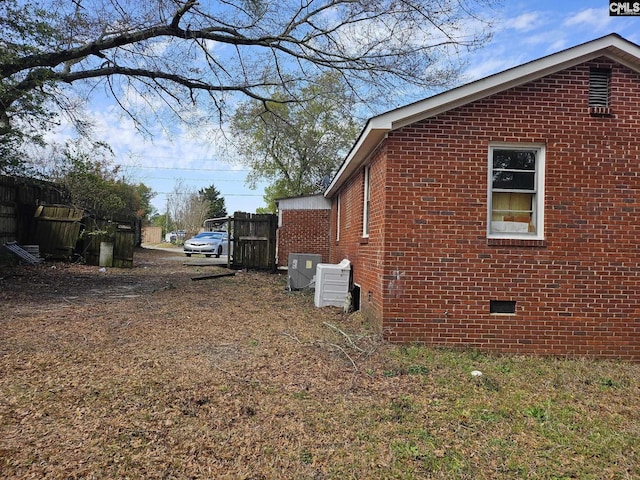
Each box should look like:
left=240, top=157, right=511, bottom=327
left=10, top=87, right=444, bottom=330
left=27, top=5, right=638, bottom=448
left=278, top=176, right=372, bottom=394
left=288, top=253, right=322, bottom=290
left=314, top=259, right=351, bottom=307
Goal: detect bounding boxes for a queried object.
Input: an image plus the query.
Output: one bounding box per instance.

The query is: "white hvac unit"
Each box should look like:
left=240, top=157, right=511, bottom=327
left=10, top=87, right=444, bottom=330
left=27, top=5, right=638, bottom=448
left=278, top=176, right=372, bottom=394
left=314, top=259, right=351, bottom=307
left=288, top=253, right=322, bottom=290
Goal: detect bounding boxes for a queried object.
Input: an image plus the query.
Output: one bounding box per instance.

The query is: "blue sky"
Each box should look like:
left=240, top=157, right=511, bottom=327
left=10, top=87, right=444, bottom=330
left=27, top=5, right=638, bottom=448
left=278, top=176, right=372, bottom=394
left=49, top=0, right=640, bottom=216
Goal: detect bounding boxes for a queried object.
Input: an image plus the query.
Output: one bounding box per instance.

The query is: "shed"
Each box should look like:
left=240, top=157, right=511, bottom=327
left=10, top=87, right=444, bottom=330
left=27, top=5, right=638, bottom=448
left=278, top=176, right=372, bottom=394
left=276, top=194, right=331, bottom=268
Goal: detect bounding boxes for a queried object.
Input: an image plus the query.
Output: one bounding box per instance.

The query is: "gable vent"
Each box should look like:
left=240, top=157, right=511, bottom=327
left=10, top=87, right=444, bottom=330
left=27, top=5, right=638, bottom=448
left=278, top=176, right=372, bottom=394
left=589, top=69, right=610, bottom=108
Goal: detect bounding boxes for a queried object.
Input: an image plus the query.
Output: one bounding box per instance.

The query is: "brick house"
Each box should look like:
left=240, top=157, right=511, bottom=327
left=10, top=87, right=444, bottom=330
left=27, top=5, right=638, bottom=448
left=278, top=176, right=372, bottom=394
left=324, top=34, right=639, bottom=360
left=276, top=194, right=331, bottom=267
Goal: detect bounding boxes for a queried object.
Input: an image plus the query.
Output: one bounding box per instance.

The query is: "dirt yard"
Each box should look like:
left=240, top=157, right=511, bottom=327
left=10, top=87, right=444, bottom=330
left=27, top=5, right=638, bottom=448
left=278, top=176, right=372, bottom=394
left=1, top=247, right=638, bottom=479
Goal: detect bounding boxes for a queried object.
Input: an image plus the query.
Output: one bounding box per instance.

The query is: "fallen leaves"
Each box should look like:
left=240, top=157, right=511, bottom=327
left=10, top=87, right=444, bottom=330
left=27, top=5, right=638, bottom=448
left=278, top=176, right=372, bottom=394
left=0, top=248, right=638, bottom=479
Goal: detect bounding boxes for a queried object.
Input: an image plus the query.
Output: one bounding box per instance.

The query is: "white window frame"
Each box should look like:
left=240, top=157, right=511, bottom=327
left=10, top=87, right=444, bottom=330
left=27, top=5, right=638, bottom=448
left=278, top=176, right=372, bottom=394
left=487, top=143, right=545, bottom=240
left=363, top=165, right=370, bottom=237
left=336, top=194, right=341, bottom=242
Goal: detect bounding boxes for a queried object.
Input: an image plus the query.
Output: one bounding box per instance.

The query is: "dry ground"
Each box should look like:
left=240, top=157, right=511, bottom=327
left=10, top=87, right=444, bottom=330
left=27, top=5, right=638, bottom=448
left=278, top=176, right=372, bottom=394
left=0, top=247, right=638, bottom=479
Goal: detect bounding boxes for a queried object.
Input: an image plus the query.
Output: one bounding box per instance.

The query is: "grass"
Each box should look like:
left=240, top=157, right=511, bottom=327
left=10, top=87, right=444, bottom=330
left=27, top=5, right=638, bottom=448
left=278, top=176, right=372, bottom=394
left=0, top=248, right=638, bottom=479
left=357, top=348, right=639, bottom=479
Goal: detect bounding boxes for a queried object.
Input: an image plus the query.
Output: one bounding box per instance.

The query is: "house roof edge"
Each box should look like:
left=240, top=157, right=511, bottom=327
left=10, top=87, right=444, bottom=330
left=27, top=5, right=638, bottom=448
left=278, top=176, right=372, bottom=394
left=324, top=33, right=640, bottom=198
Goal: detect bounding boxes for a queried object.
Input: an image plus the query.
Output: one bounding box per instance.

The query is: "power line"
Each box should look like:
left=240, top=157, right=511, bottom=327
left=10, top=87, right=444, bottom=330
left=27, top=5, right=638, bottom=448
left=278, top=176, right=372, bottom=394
left=121, top=164, right=249, bottom=172
left=155, top=191, right=263, bottom=197
left=140, top=177, right=245, bottom=182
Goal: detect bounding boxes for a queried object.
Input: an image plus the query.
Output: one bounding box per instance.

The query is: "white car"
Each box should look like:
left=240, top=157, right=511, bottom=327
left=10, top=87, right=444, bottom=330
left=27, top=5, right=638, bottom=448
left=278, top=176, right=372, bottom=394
left=183, top=231, right=231, bottom=258
left=165, top=230, right=187, bottom=243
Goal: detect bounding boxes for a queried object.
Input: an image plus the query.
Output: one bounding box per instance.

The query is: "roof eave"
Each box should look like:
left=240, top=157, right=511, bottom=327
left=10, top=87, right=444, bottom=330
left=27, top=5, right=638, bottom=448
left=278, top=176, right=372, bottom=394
left=324, top=120, right=390, bottom=198
left=324, top=34, right=640, bottom=199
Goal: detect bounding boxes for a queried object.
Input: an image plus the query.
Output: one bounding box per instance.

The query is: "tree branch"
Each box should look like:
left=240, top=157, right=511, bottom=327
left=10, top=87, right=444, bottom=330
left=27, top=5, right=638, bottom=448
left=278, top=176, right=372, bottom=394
left=0, top=0, right=496, bottom=150
left=171, top=0, right=198, bottom=29
left=56, top=65, right=279, bottom=102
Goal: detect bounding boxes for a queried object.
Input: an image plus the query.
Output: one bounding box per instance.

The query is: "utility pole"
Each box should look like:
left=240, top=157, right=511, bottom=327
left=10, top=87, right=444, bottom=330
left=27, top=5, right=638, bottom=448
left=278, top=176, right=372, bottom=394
left=165, top=197, right=170, bottom=235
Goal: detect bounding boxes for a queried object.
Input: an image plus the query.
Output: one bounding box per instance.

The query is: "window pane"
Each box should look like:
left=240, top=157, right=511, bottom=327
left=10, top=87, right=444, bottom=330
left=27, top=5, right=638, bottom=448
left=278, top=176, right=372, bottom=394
left=491, top=192, right=535, bottom=234
left=493, top=150, right=535, bottom=170
left=492, top=171, right=535, bottom=190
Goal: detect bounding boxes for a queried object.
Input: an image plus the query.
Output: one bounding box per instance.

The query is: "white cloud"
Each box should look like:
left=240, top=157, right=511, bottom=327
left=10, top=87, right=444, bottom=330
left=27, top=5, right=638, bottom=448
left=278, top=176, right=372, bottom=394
left=464, top=56, right=516, bottom=82
left=141, top=37, right=173, bottom=58
left=509, top=12, right=544, bottom=32
left=459, top=3, right=614, bottom=90
left=563, top=8, right=612, bottom=31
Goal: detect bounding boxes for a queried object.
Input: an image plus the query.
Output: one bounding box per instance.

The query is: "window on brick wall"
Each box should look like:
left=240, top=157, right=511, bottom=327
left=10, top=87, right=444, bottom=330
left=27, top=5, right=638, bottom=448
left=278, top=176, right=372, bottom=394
left=488, top=144, right=545, bottom=239
left=336, top=194, right=341, bottom=241
left=363, top=165, right=371, bottom=237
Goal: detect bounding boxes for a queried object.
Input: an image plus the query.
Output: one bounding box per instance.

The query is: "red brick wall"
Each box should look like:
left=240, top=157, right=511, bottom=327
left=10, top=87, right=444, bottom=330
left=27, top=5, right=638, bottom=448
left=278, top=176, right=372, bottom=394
left=277, top=209, right=331, bottom=265
left=331, top=58, right=640, bottom=360
left=331, top=145, right=387, bottom=328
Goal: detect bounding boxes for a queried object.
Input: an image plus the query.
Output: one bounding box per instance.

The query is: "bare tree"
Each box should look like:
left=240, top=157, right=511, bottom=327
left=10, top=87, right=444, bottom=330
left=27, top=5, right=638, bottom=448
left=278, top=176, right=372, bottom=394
left=167, top=179, right=209, bottom=236
left=186, top=192, right=211, bottom=234
left=0, top=0, right=498, bottom=157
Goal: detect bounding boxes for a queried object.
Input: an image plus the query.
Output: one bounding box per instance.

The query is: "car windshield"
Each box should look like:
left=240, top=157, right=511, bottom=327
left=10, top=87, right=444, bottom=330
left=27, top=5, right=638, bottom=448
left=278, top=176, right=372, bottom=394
left=194, top=232, right=225, bottom=239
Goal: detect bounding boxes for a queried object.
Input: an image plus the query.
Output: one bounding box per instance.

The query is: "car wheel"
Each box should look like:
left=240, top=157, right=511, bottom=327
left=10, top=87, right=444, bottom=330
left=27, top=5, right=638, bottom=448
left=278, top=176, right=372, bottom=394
left=216, top=246, right=222, bottom=258
left=185, top=253, right=191, bottom=257
left=205, top=254, right=211, bottom=258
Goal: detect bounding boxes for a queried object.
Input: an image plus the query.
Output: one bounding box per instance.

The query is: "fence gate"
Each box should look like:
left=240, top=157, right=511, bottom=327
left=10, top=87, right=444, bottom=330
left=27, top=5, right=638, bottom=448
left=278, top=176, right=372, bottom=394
left=83, top=217, right=136, bottom=268
left=232, top=212, right=277, bottom=271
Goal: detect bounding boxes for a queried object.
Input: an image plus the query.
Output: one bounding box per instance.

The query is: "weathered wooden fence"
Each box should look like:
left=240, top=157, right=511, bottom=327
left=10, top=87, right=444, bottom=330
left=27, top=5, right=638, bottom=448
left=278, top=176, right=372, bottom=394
left=0, top=175, right=66, bottom=247
left=232, top=212, right=277, bottom=271
left=81, top=217, right=137, bottom=268
left=32, top=205, right=84, bottom=259
left=141, top=226, right=162, bottom=244
left=1, top=175, right=138, bottom=267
